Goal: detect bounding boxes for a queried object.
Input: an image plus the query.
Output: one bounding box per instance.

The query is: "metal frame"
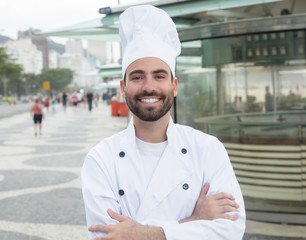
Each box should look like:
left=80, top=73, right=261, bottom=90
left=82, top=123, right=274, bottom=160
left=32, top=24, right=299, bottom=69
left=179, top=13, right=306, bottom=42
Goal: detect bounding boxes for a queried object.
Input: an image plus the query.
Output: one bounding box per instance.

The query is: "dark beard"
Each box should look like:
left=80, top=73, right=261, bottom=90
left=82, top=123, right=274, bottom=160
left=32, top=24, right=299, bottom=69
left=125, top=90, right=174, bottom=121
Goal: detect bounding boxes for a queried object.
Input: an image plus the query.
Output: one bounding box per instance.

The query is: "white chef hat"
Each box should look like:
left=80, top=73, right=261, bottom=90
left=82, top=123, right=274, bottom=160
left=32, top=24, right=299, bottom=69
left=119, top=5, right=181, bottom=78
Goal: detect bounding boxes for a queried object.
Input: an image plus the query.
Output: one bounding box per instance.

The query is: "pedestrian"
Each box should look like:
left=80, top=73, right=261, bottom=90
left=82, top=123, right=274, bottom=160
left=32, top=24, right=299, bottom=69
left=265, top=85, right=273, bottom=112
left=7, top=95, right=12, bottom=105
left=44, top=96, right=50, bottom=111
left=77, top=91, right=82, bottom=107
left=94, top=92, right=100, bottom=108
left=86, top=90, right=93, bottom=111
left=30, top=97, right=44, bottom=136
left=72, top=92, right=78, bottom=108
left=50, top=95, right=56, bottom=114
left=82, top=5, right=245, bottom=240
left=62, top=92, right=68, bottom=111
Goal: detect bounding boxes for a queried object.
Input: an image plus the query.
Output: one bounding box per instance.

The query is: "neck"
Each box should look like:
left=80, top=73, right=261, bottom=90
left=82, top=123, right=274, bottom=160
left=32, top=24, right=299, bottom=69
left=133, top=113, right=170, bottom=143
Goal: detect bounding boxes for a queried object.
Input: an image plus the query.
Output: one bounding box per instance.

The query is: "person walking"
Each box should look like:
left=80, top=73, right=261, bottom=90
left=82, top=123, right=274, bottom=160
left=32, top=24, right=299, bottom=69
left=44, top=96, right=50, bottom=111
left=72, top=92, right=78, bottom=108
left=86, top=90, right=94, bottom=111
left=30, top=98, right=44, bottom=136
left=62, top=92, right=68, bottom=111
left=82, top=5, right=245, bottom=240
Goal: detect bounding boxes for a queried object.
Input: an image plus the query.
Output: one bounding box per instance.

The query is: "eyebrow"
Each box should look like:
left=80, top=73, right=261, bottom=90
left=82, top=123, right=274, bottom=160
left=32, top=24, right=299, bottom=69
left=129, top=70, right=145, bottom=77
left=152, top=69, right=169, bottom=75
left=128, top=69, right=169, bottom=78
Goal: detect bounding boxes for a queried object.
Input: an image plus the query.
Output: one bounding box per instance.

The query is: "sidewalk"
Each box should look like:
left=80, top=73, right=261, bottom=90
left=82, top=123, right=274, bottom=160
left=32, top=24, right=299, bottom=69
left=0, top=103, right=305, bottom=240
left=0, top=103, right=127, bottom=240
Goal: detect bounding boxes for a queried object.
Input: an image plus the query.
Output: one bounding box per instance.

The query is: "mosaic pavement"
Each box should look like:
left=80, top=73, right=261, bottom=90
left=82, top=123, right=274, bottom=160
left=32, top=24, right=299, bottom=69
left=0, top=103, right=127, bottom=240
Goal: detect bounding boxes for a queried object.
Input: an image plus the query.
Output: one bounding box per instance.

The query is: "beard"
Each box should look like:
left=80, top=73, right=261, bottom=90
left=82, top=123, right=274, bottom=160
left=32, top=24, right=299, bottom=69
left=124, top=90, right=174, bottom=121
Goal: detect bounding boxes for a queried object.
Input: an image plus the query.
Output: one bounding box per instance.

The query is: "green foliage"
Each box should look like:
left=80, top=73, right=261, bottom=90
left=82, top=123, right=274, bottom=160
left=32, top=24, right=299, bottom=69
left=23, top=73, right=40, bottom=93
left=278, top=94, right=303, bottom=110
left=4, top=62, right=23, bottom=79
left=0, top=47, right=10, bottom=76
left=4, top=62, right=24, bottom=97
left=0, top=48, right=24, bottom=97
left=38, top=68, right=73, bottom=91
left=1, top=48, right=73, bottom=95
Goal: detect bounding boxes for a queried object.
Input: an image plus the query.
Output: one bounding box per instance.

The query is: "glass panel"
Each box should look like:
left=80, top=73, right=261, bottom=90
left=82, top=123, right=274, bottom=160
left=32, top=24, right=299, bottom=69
left=176, top=41, right=217, bottom=128
left=176, top=30, right=306, bottom=144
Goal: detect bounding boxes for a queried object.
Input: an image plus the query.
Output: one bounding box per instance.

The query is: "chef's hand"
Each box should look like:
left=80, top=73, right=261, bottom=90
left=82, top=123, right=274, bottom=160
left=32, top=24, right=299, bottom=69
left=179, top=183, right=239, bottom=223
left=89, top=209, right=166, bottom=240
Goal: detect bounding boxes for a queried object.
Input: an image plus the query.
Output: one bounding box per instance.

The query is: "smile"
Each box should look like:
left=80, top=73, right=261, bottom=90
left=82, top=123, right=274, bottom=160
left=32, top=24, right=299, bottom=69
left=140, top=98, right=159, bottom=103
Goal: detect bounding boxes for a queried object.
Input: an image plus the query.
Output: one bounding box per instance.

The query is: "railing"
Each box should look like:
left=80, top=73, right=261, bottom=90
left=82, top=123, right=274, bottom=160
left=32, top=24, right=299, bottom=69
left=195, top=111, right=306, bottom=212
left=194, top=111, right=306, bottom=145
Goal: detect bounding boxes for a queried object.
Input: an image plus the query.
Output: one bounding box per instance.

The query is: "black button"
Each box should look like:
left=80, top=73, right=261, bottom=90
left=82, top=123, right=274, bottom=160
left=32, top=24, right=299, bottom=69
left=119, top=189, right=125, bottom=196
left=183, top=183, right=189, bottom=190
left=181, top=148, right=187, bottom=154
left=119, top=151, right=125, bottom=158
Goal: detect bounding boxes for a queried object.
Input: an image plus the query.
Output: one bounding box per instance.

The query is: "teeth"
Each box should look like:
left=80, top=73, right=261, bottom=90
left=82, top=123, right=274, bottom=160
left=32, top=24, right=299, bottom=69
left=141, top=98, right=158, bottom=103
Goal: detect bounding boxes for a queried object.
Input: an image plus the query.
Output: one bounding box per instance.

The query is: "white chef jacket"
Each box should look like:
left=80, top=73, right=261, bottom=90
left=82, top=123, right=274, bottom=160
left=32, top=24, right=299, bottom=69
left=82, top=118, right=246, bottom=239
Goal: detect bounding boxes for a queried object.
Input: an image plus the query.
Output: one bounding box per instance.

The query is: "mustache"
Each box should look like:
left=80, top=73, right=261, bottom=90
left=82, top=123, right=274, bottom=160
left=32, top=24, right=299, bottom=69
left=135, top=91, right=165, bottom=99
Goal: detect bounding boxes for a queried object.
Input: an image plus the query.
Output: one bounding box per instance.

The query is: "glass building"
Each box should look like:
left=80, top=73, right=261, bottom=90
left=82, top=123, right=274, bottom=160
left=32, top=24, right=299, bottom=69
left=176, top=14, right=306, bottom=214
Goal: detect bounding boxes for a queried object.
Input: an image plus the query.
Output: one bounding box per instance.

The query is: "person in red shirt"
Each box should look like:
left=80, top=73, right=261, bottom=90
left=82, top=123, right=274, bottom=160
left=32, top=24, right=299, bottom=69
left=30, top=98, right=44, bottom=136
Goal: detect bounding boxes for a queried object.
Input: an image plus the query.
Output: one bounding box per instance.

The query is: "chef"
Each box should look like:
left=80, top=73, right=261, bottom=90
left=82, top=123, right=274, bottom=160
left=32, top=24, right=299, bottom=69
left=82, top=5, right=246, bottom=240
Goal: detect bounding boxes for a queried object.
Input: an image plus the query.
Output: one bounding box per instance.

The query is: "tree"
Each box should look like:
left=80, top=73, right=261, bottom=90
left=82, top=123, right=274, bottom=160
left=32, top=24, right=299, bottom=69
left=5, top=62, right=24, bottom=98
left=38, top=68, right=73, bottom=92
left=0, top=48, right=9, bottom=95
left=23, top=73, right=40, bottom=94
left=0, top=48, right=9, bottom=73
left=0, top=48, right=24, bottom=97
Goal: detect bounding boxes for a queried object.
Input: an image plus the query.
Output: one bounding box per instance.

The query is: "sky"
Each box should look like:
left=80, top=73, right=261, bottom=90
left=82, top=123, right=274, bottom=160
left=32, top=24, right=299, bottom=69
left=0, top=0, right=142, bottom=43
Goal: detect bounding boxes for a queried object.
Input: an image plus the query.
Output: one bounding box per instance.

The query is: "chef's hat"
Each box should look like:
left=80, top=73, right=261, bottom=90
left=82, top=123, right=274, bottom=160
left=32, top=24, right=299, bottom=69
left=119, top=5, right=181, bottom=78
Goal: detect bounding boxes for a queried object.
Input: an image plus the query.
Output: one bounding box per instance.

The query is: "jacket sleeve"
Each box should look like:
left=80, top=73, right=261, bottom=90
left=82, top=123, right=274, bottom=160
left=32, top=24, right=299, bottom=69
left=159, top=183, right=245, bottom=240
left=154, top=139, right=246, bottom=240
left=82, top=147, right=120, bottom=239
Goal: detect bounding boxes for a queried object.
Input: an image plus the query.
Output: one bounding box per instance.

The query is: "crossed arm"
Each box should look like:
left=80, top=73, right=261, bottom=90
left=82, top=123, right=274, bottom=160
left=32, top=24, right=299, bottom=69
left=88, top=183, right=240, bottom=240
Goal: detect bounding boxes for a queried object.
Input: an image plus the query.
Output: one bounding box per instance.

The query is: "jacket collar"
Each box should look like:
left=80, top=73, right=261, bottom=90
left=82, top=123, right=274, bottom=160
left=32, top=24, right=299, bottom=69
left=126, top=117, right=175, bottom=147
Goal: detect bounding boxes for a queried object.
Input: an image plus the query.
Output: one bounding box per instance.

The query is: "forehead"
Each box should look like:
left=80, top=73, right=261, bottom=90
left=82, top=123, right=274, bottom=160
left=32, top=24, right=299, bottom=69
left=126, top=57, right=171, bottom=75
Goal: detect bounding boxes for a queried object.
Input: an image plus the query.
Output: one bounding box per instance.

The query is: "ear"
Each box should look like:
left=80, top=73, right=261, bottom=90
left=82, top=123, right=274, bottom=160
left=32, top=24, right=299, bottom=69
left=120, top=79, right=126, bottom=97
left=173, top=77, right=178, bottom=97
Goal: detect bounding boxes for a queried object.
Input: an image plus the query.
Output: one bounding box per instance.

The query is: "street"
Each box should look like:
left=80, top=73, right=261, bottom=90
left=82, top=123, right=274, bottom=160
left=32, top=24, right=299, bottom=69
left=0, top=102, right=32, bottom=119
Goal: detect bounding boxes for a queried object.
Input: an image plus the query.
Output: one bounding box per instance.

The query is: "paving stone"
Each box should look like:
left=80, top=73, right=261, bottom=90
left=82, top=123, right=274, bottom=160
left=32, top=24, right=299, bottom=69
left=0, top=230, right=47, bottom=240
left=0, top=188, right=86, bottom=225
left=24, top=154, right=86, bottom=167
left=49, top=132, right=89, bottom=138
left=47, top=137, right=90, bottom=143
left=30, top=144, right=83, bottom=153
left=0, top=170, right=77, bottom=191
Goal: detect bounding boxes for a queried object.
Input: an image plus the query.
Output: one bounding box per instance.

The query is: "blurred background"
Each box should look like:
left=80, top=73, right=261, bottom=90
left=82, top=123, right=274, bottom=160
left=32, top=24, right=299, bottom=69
left=0, top=0, right=306, bottom=239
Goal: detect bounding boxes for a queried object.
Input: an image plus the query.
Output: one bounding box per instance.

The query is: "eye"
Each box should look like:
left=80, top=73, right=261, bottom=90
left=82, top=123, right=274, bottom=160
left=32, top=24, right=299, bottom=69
left=130, top=75, right=143, bottom=81
left=155, top=74, right=166, bottom=80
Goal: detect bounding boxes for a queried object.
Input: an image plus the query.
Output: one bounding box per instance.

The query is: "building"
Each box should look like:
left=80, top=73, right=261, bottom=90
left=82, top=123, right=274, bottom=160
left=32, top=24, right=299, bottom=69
left=31, top=36, right=49, bottom=69
left=0, top=38, right=43, bottom=74
left=18, top=28, right=50, bottom=69
left=58, top=39, right=101, bottom=87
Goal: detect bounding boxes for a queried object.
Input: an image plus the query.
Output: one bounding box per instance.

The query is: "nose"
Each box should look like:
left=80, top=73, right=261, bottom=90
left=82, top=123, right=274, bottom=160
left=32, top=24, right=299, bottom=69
left=141, top=75, right=156, bottom=93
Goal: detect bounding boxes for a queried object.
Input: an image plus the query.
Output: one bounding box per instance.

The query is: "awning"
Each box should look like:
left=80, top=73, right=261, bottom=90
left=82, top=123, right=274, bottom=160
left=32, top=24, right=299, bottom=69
left=93, top=79, right=121, bottom=90
left=38, top=0, right=283, bottom=41
left=98, top=63, right=122, bottom=77
left=40, top=18, right=119, bottom=41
